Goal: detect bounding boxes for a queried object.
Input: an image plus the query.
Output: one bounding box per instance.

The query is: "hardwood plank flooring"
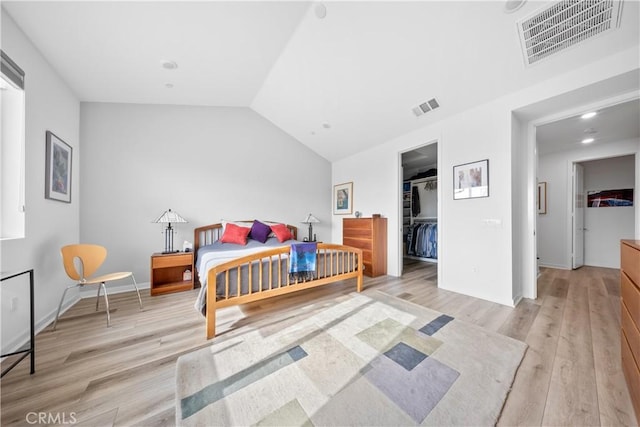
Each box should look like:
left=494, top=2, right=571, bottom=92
left=1, top=261, right=636, bottom=426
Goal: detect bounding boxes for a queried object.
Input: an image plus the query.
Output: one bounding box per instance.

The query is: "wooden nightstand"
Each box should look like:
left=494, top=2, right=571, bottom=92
left=150, top=252, right=194, bottom=296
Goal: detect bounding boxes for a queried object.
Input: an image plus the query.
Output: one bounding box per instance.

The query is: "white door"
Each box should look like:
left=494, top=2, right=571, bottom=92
left=572, top=163, right=585, bottom=269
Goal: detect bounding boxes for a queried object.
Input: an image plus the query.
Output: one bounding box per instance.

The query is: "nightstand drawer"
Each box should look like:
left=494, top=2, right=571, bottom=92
left=152, top=253, right=192, bottom=269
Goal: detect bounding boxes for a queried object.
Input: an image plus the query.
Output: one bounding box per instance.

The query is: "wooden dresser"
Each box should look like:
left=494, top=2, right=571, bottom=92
left=621, top=239, right=640, bottom=424
left=343, top=217, right=387, bottom=277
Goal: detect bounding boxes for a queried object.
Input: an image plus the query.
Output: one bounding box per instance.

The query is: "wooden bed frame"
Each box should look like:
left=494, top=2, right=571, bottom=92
left=194, top=222, right=364, bottom=339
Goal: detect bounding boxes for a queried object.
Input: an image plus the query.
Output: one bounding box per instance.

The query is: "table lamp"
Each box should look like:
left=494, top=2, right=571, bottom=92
left=301, top=213, right=320, bottom=242
left=153, top=209, right=187, bottom=253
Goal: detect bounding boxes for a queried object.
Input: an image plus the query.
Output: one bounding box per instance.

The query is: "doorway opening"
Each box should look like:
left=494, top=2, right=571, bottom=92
left=571, top=155, right=636, bottom=269
left=536, top=99, right=639, bottom=272
left=400, top=141, right=439, bottom=279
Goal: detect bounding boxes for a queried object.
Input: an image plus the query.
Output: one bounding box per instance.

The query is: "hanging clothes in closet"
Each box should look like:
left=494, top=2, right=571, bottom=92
left=406, top=222, right=437, bottom=259
left=411, top=186, right=421, bottom=217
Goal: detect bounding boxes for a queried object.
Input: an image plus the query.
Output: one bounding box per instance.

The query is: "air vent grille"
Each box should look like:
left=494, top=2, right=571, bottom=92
left=517, top=0, right=623, bottom=66
left=413, top=97, right=440, bottom=117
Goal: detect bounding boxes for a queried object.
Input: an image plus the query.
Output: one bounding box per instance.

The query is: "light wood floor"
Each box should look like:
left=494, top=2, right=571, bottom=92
left=1, top=261, right=637, bottom=426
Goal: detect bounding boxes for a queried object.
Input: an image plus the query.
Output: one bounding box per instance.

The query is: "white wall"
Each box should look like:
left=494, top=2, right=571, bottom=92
left=511, top=112, right=527, bottom=303
left=537, top=139, right=639, bottom=269
left=1, top=10, right=80, bottom=351
left=583, top=155, right=635, bottom=268
left=334, top=103, right=515, bottom=306
left=80, top=103, right=331, bottom=283
left=333, top=47, right=639, bottom=307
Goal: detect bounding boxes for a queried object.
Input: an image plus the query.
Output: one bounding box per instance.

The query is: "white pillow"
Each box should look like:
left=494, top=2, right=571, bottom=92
left=221, top=220, right=253, bottom=232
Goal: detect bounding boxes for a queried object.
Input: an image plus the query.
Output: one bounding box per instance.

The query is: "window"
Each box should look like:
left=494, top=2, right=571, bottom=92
left=1, top=50, right=26, bottom=239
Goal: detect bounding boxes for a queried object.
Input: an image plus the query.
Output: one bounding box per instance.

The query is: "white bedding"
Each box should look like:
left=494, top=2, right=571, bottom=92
left=194, top=237, right=295, bottom=313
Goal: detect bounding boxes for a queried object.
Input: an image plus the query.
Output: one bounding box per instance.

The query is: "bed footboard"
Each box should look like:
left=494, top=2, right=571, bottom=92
left=205, top=243, right=363, bottom=339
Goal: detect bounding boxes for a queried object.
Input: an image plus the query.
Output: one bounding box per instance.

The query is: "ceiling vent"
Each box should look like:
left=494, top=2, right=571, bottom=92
left=517, top=0, right=624, bottom=66
left=412, top=98, right=440, bottom=117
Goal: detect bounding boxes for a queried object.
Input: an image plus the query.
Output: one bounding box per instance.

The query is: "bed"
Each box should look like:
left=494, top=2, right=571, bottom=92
left=194, top=221, right=364, bottom=339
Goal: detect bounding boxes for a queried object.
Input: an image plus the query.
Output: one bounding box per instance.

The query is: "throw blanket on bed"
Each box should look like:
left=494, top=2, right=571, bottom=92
left=289, top=242, right=317, bottom=282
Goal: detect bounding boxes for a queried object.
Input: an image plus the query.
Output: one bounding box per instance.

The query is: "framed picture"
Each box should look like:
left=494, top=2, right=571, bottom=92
left=453, top=159, right=489, bottom=200
left=333, top=182, right=353, bottom=214
left=45, top=131, right=72, bottom=203
left=587, top=188, right=633, bottom=207
left=537, top=182, right=547, bottom=214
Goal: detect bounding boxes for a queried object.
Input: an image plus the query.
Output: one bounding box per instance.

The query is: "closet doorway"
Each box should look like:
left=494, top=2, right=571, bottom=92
left=400, top=142, right=439, bottom=278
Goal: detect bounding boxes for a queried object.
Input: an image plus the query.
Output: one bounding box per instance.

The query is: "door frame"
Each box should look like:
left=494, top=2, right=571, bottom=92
left=571, top=162, right=585, bottom=269
left=525, top=92, right=638, bottom=299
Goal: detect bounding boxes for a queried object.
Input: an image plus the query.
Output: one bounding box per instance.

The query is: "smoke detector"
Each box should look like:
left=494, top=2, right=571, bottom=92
left=412, top=98, right=440, bottom=117
left=517, top=0, right=624, bottom=66
left=161, top=60, right=178, bottom=70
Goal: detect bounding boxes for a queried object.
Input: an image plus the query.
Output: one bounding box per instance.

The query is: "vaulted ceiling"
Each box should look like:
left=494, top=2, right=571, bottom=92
left=3, top=1, right=639, bottom=161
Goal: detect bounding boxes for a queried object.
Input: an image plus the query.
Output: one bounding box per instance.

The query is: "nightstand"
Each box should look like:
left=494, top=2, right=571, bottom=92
left=150, top=252, right=194, bottom=296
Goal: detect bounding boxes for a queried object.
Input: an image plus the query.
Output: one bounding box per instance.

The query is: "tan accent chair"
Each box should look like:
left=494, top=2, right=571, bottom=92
left=52, top=244, right=143, bottom=330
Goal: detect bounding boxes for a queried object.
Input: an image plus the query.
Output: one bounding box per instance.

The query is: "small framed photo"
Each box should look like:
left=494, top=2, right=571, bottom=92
left=45, top=131, right=72, bottom=203
left=333, top=182, right=353, bottom=214
left=537, top=182, right=547, bottom=214
left=453, top=159, right=489, bottom=200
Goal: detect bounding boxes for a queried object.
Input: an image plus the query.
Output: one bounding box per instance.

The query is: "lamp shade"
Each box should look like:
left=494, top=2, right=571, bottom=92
left=153, top=209, right=187, bottom=224
left=301, top=213, right=320, bottom=224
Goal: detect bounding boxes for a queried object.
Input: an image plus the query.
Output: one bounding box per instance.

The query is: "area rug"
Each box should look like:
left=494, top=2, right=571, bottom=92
left=176, top=292, right=527, bottom=426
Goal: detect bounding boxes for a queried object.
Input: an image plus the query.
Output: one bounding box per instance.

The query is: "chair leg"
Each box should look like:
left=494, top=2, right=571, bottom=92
left=52, top=284, right=79, bottom=331
left=96, top=284, right=102, bottom=311
left=100, top=282, right=111, bottom=327
left=131, top=274, right=143, bottom=310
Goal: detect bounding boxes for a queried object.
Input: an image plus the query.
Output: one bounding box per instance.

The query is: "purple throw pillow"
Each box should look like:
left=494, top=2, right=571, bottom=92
left=250, top=220, right=271, bottom=243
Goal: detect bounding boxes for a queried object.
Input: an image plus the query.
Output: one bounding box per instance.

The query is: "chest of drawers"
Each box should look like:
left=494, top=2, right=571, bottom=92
left=621, top=239, right=640, bottom=424
left=343, top=217, right=387, bottom=277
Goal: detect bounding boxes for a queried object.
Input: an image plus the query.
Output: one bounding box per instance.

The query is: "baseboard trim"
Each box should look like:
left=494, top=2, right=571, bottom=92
left=2, top=294, right=80, bottom=358
left=2, top=282, right=150, bottom=360
left=538, top=263, right=570, bottom=270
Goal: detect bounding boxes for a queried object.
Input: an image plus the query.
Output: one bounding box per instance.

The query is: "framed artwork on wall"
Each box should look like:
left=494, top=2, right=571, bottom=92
left=333, top=182, right=353, bottom=214
left=453, top=159, right=489, bottom=200
left=45, top=131, right=72, bottom=203
left=587, top=188, right=633, bottom=207
left=537, top=182, right=547, bottom=214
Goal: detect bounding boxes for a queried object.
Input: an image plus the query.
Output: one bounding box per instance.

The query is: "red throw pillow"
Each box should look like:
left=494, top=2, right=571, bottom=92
left=270, top=223, right=294, bottom=243
left=220, top=223, right=251, bottom=245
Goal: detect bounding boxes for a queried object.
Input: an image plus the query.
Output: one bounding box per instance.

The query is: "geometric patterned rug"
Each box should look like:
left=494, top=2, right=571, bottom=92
left=176, top=291, right=527, bottom=426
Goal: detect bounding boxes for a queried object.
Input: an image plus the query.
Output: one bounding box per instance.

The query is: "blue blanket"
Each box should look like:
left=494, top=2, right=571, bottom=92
left=289, top=242, right=317, bottom=282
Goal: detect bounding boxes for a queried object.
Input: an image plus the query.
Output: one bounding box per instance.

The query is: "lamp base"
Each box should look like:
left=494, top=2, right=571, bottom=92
left=161, top=250, right=180, bottom=254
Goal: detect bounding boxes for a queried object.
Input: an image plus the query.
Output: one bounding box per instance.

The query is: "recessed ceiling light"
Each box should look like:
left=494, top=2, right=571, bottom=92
left=582, top=138, right=595, bottom=144
left=165, top=83, right=174, bottom=89
left=314, top=2, right=327, bottom=19
left=581, top=111, right=597, bottom=119
left=161, top=60, right=178, bottom=70
left=504, top=0, right=526, bottom=13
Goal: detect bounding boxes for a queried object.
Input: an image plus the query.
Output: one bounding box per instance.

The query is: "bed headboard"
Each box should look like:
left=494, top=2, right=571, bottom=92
left=193, top=221, right=298, bottom=254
